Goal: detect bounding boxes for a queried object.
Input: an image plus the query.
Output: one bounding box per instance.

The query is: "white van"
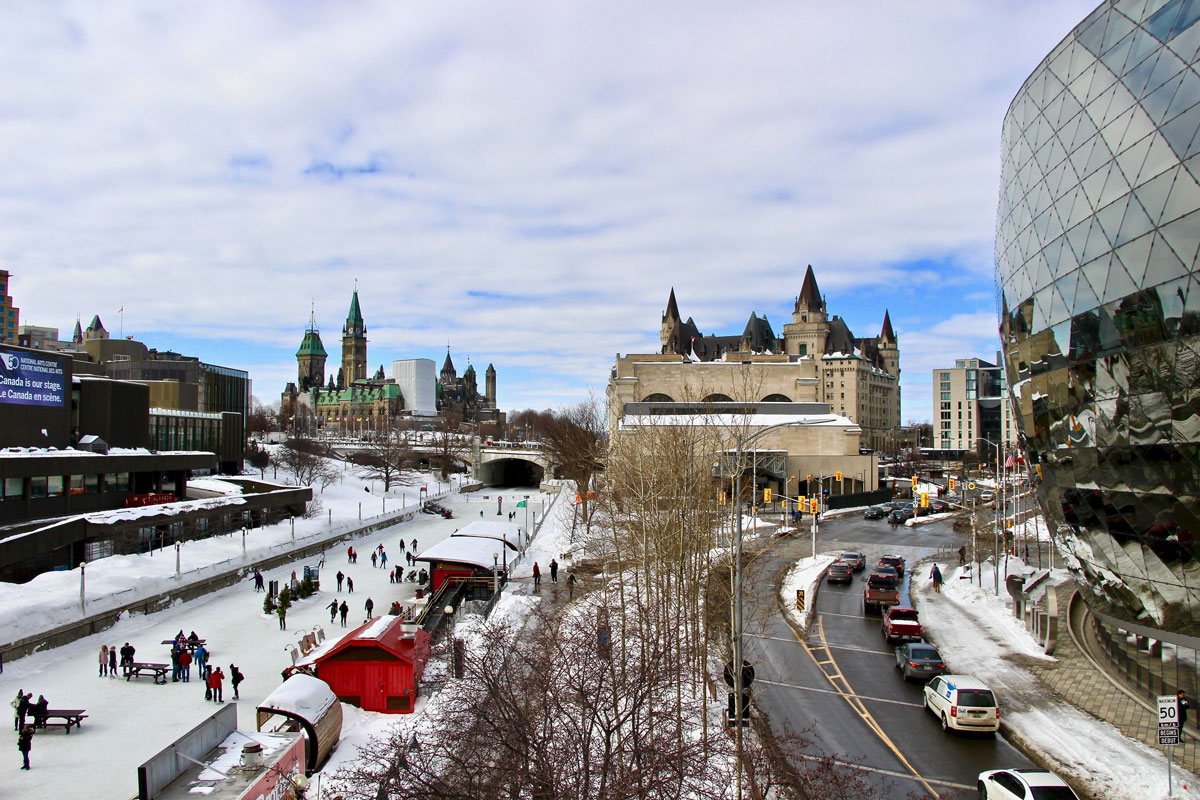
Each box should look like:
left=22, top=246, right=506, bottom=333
left=923, top=674, right=999, bottom=734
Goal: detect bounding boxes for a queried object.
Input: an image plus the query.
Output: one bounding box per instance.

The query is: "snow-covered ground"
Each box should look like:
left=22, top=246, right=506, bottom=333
left=780, top=554, right=837, bottom=631
left=914, top=558, right=1199, bottom=800
left=0, top=461, right=567, bottom=800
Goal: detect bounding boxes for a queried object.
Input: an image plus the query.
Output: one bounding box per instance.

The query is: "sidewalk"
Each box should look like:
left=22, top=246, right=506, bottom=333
left=914, top=562, right=1200, bottom=800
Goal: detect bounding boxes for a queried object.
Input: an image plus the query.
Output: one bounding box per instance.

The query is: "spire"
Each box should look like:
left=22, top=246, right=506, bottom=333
left=881, top=309, right=896, bottom=342
left=308, top=299, right=319, bottom=333
left=796, top=265, right=823, bottom=312
left=72, top=317, right=83, bottom=344
left=347, top=286, right=363, bottom=326
left=663, top=288, right=680, bottom=322
left=441, top=347, right=456, bottom=379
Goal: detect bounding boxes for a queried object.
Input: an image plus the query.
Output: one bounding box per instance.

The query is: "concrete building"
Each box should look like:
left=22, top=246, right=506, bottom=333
left=0, top=270, right=18, bottom=345
left=392, top=358, right=436, bottom=416
left=931, top=355, right=1017, bottom=454
left=16, top=324, right=59, bottom=351
left=638, top=267, right=901, bottom=450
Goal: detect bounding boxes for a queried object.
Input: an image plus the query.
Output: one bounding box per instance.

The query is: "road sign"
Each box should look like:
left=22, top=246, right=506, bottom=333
left=968, top=482, right=977, bottom=491
left=795, top=589, right=805, bottom=612
left=948, top=477, right=956, bottom=491
left=1159, top=695, right=1181, bottom=745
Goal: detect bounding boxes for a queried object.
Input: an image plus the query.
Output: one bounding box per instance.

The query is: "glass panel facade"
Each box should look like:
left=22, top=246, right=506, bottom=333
left=997, top=0, right=1200, bottom=635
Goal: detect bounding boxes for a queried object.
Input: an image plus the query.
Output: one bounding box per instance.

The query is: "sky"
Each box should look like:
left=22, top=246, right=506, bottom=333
left=0, top=0, right=1101, bottom=422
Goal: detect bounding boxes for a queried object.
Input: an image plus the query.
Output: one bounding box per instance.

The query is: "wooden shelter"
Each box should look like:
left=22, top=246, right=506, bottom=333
left=296, top=616, right=431, bottom=714
left=255, top=673, right=342, bottom=775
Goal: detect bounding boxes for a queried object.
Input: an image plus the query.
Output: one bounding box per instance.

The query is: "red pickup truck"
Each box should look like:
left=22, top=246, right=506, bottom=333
left=863, top=573, right=900, bottom=615
left=882, top=606, right=923, bottom=643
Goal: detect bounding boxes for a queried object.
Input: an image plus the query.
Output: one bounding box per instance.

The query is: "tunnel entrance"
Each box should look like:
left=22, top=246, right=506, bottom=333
left=483, top=458, right=545, bottom=488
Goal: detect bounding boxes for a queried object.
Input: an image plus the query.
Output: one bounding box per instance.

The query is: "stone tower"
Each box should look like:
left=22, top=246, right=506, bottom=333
left=660, top=288, right=681, bottom=351
left=296, top=306, right=327, bottom=391
left=485, top=363, right=497, bottom=408
left=464, top=363, right=477, bottom=398
left=783, top=265, right=829, bottom=357
left=341, top=287, right=367, bottom=388
left=878, top=310, right=900, bottom=378
left=440, top=349, right=457, bottom=385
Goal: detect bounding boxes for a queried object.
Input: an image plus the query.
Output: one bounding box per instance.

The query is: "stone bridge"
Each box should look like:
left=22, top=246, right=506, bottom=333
left=327, top=436, right=555, bottom=487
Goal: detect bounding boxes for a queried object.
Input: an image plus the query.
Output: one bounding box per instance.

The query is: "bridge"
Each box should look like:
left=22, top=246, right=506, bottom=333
left=323, top=435, right=555, bottom=487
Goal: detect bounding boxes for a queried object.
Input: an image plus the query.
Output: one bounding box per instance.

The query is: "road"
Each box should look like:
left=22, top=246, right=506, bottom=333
left=742, top=513, right=1035, bottom=799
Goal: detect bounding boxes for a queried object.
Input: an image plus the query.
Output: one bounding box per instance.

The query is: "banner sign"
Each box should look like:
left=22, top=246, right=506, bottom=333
left=0, top=349, right=67, bottom=407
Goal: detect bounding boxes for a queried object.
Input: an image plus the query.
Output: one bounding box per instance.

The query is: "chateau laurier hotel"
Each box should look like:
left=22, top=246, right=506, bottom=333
left=607, top=266, right=901, bottom=452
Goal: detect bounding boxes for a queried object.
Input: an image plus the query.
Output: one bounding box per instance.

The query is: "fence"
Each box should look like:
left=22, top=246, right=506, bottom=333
left=826, top=488, right=892, bottom=510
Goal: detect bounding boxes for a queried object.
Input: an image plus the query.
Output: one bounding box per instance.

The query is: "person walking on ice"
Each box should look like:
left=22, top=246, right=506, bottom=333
left=568, top=572, right=578, bottom=599
left=364, top=597, right=375, bottom=620
left=327, top=598, right=339, bottom=623
left=339, top=600, right=349, bottom=627
left=550, top=559, right=558, bottom=584
left=336, top=570, right=344, bottom=592
left=532, top=562, right=541, bottom=587
left=346, top=576, right=354, bottom=593
left=99, top=645, right=109, bottom=677
left=17, top=724, right=32, bottom=770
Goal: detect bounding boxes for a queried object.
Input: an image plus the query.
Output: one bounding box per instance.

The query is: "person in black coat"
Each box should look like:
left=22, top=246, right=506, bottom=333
left=17, top=724, right=32, bottom=769
left=1179, top=689, right=1191, bottom=728
left=230, top=664, right=244, bottom=700
left=339, top=601, right=349, bottom=626
left=32, top=696, right=47, bottom=729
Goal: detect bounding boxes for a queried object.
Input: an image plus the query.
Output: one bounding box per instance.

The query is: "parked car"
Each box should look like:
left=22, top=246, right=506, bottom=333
left=923, top=675, right=1000, bottom=734
left=929, top=499, right=950, bottom=513
left=887, top=507, right=914, bottom=525
left=863, top=505, right=890, bottom=520
left=840, top=551, right=866, bottom=571
left=977, top=769, right=1080, bottom=800
left=826, top=561, right=854, bottom=584
left=895, top=642, right=946, bottom=682
left=878, top=554, right=905, bottom=578
left=881, top=606, right=922, bottom=643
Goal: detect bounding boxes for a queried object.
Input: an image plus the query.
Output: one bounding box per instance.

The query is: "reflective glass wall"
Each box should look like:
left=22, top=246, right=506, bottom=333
left=997, top=0, right=1200, bottom=635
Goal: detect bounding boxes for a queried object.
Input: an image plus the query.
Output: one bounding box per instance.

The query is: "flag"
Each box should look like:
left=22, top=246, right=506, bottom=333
left=118, top=305, right=123, bottom=313
left=1004, top=450, right=1017, bottom=469
left=516, top=500, right=527, bottom=508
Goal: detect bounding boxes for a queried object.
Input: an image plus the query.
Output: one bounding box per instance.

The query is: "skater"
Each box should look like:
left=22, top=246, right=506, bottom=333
left=171, top=644, right=182, bottom=682
left=365, top=597, right=375, bottom=620
left=931, top=563, right=943, bottom=593
left=208, top=667, right=224, bottom=702
left=346, top=576, right=354, bottom=593
left=180, top=649, right=193, bottom=682
left=253, top=570, right=265, bottom=592
left=347, top=545, right=354, bottom=563
left=389, top=569, right=395, bottom=584
left=327, top=598, right=339, bottom=623
left=371, top=551, right=378, bottom=568
left=336, top=570, right=344, bottom=592
left=411, top=538, right=417, bottom=551
left=550, top=559, right=559, bottom=584
left=11, top=690, right=29, bottom=732
left=480, top=510, right=484, bottom=517
left=194, top=644, right=209, bottom=680
left=380, top=550, right=387, bottom=570
left=339, top=600, right=349, bottom=626
left=121, top=642, right=136, bottom=674
left=108, top=645, right=117, bottom=678
left=32, top=695, right=47, bottom=729
left=532, top=562, right=541, bottom=587
left=958, top=545, right=966, bottom=566
left=99, top=644, right=109, bottom=677
left=278, top=603, right=287, bottom=630
left=17, top=724, right=32, bottom=770
left=399, top=538, right=406, bottom=552
left=230, top=664, right=244, bottom=700
left=568, top=572, right=578, bottom=599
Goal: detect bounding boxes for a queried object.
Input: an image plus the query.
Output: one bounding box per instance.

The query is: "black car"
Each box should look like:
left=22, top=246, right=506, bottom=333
left=826, top=561, right=854, bottom=584
left=894, top=642, right=946, bottom=682
left=863, top=505, right=890, bottom=520
left=840, top=551, right=866, bottom=571
left=878, top=554, right=905, bottom=577
left=887, top=507, right=914, bottom=525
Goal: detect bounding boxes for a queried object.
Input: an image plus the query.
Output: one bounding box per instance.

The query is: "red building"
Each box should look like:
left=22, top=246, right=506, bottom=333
left=296, top=616, right=431, bottom=714
left=414, top=520, right=519, bottom=590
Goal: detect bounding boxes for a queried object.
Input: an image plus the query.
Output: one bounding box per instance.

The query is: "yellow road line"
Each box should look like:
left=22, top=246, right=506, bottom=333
left=797, top=616, right=942, bottom=799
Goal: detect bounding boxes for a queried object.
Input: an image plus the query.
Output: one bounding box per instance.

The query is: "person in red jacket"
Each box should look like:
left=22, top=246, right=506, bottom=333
left=207, top=667, right=224, bottom=702
left=532, top=562, right=541, bottom=587
left=179, top=649, right=193, bottom=682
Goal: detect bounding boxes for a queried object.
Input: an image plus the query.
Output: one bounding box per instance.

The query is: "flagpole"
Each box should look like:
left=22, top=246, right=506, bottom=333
left=119, top=305, right=124, bottom=338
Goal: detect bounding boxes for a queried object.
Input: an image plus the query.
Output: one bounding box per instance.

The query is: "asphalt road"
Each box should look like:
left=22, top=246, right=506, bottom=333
left=742, top=513, right=1035, bottom=799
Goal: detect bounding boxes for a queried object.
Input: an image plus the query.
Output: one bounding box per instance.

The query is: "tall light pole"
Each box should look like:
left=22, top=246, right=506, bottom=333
left=975, top=437, right=1001, bottom=595
left=79, top=561, right=86, bottom=614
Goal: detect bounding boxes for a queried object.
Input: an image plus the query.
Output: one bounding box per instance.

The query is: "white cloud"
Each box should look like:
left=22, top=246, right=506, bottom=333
left=1, top=0, right=1097, bottom=412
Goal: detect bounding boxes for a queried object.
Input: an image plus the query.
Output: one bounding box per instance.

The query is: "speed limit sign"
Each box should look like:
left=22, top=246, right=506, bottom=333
left=1160, top=695, right=1181, bottom=745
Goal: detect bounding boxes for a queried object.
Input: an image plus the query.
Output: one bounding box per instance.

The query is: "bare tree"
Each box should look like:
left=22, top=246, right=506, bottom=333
left=276, top=433, right=338, bottom=489
left=539, top=397, right=606, bottom=529
left=353, top=421, right=415, bottom=492
left=246, top=402, right=279, bottom=435
left=430, top=410, right=467, bottom=480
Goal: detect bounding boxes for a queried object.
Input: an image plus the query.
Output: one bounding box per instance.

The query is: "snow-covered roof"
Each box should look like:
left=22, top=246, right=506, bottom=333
left=620, top=412, right=859, bottom=431
left=187, top=478, right=245, bottom=495
left=0, top=446, right=209, bottom=458
left=415, top=535, right=504, bottom=569
left=257, top=673, right=338, bottom=721
left=451, top=520, right=521, bottom=549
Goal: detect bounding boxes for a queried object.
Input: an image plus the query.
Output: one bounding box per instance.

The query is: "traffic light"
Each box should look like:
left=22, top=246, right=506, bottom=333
left=809, top=499, right=818, bottom=514
left=719, top=491, right=727, bottom=506
left=763, top=488, right=772, bottom=503
left=948, top=477, right=956, bottom=491
left=920, top=492, right=929, bottom=508
left=835, top=471, right=843, bottom=482
left=911, top=475, right=919, bottom=489
left=797, top=495, right=806, bottom=509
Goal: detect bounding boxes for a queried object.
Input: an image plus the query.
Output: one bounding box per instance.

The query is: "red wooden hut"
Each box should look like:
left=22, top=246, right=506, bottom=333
left=296, top=616, right=431, bottom=714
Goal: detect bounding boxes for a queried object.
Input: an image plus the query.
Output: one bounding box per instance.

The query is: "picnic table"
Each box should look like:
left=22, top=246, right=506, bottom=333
left=126, top=661, right=170, bottom=684
left=161, top=638, right=207, bottom=653
left=35, top=709, right=88, bottom=734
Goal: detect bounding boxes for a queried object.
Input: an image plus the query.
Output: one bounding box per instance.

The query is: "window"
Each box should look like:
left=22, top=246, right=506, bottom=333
left=47, top=475, right=64, bottom=496
left=30, top=476, right=48, bottom=498
left=940, top=392, right=950, bottom=400
left=70, top=475, right=85, bottom=495
left=1, top=477, right=23, bottom=501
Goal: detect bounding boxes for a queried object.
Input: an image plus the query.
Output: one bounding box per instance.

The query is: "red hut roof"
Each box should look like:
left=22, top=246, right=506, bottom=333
left=297, top=616, right=428, bottom=669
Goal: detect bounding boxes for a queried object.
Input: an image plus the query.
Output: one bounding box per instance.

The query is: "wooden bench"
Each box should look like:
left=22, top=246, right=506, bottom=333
left=34, top=709, right=88, bottom=734
left=161, top=639, right=206, bottom=653
left=126, top=662, right=170, bottom=684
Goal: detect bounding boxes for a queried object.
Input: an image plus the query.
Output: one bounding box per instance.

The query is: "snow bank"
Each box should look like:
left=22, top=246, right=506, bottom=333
left=779, top=554, right=836, bottom=631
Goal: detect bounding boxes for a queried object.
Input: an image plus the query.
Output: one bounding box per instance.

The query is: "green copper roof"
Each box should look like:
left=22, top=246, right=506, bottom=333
left=296, top=329, right=327, bottom=358
left=314, top=382, right=402, bottom=405
left=347, top=290, right=363, bottom=326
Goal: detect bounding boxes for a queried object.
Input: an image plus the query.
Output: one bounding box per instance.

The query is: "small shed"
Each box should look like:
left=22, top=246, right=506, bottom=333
left=255, top=673, right=342, bottom=774
left=415, top=535, right=511, bottom=590
left=297, top=616, right=431, bottom=714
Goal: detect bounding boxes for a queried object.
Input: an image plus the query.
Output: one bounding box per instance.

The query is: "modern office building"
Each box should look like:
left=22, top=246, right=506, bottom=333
left=997, top=0, right=1200, bottom=637
left=932, top=355, right=1017, bottom=454
left=0, top=270, right=18, bottom=345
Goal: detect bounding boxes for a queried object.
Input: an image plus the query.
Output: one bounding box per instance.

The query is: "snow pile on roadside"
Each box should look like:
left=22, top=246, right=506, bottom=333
left=915, top=562, right=1200, bottom=800
left=779, top=554, right=836, bottom=631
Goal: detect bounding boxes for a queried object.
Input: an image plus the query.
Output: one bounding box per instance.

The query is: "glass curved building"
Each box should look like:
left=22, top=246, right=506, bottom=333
left=997, top=0, right=1200, bottom=635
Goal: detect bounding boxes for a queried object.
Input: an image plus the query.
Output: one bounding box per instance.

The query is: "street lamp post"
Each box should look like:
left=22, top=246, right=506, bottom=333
left=241, top=526, right=247, bottom=557
left=975, top=437, right=1002, bottom=595
left=493, top=552, right=499, bottom=594
left=175, top=541, right=181, bottom=579
left=79, top=561, right=86, bottom=614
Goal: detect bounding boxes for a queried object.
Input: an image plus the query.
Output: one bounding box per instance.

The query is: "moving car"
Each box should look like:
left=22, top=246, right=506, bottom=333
left=863, top=571, right=900, bottom=614
left=826, top=561, right=854, bottom=584
left=872, top=564, right=899, bottom=582
left=929, top=499, right=950, bottom=513
left=881, top=606, right=922, bottom=643
left=887, top=507, right=914, bottom=525
left=878, top=555, right=905, bottom=578
left=923, top=675, right=999, bottom=734
left=840, top=551, right=866, bottom=571
left=863, top=505, right=890, bottom=520
left=977, top=768, right=1080, bottom=799
left=894, top=642, right=945, bottom=682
